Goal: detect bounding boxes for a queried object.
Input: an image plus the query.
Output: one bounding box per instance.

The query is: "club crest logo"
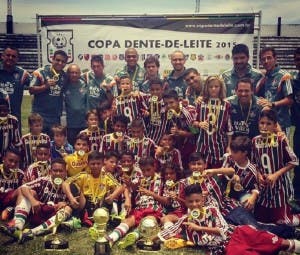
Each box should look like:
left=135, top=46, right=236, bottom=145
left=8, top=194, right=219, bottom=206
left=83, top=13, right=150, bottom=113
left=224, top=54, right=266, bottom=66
left=47, top=30, right=74, bottom=64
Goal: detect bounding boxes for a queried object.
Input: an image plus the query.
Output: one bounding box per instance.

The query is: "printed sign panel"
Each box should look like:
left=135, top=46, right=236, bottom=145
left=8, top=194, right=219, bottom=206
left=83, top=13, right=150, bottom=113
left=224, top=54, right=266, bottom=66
left=39, top=14, right=255, bottom=77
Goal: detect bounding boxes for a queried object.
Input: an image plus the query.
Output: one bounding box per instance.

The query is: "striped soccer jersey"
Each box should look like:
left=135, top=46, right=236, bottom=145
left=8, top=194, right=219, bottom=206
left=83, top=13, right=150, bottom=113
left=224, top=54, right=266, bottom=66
left=252, top=133, right=298, bottom=208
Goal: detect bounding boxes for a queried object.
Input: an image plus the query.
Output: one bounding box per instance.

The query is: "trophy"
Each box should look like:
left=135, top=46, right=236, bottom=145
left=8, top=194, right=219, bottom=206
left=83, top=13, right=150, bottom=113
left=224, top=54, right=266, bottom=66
left=191, top=171, right=204, bottom=184
left=136, top=216, right=160, bottom=251
left=44, top=209, right=69, bottom=250
left=89, top=208, right=111, bottom=255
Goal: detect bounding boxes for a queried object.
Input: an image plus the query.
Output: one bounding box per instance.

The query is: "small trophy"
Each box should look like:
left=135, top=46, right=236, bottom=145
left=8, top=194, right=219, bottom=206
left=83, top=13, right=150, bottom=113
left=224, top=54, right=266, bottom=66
left=44, top=209, right=69, bottom=250
left=90, top=208, right=111, bottom=255
left=136, top=216, right=160, bottom=251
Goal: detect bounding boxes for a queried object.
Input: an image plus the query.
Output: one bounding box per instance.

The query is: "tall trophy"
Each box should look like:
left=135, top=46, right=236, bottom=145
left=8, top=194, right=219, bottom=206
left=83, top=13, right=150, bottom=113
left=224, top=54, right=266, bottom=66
left=136, top=216, right=160, bottom=251
left=44, top=208, right=69, bottom=250
left=90, top=208, right=110, bottom=255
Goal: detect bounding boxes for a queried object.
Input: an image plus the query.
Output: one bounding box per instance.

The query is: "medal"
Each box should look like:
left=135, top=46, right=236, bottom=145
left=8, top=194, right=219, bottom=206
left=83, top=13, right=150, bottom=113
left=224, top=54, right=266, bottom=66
left=51, top=67, right=60, bottom=82
left=77, top=150, right=85, bottom=156
left=189, top=208, right=206, bottom=221
left=53, top=177, right=63, bottom=186
left=233, top=182, right=244, bottom=192
left=206, top=99, right=221, bottom=135
left=116, top=132, right=123, bottom=137
left=151, top=96, right=158, bottom=102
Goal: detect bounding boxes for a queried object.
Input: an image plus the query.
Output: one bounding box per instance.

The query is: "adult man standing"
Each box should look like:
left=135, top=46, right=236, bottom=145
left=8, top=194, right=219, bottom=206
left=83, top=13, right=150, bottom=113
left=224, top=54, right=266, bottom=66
left=227, top=78, right=262, bottom=139
left=82, top=55, right=115, bottom=110
left=221, top=44, right=263, bottom=97
left=115, top=48, right=145, bottom=92
left=255, top=47, right=293, bottom=133
left=29, top=50, right=67, bottom=136
left=65, top=64, right=87, bottom=145
left=165, top=50, right=187, bottom=99
left=0, top=46, right=31, bottom=124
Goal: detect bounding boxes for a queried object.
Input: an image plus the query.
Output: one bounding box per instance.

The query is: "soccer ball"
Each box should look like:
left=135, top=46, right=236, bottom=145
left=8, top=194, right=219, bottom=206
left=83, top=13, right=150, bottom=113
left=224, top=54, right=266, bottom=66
left=52, top=34, right=67, bottom=49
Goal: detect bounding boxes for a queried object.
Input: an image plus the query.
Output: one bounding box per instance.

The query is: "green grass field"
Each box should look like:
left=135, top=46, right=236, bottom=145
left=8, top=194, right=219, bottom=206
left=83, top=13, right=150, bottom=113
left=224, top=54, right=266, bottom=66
left=21, top=94, right=32, bottom=135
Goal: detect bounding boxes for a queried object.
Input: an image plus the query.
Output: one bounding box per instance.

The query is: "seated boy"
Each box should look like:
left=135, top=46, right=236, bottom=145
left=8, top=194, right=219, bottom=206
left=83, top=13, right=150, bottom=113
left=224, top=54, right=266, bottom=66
left=0, top=148, right=23, bottom=221
left=0, top=158, right=72, bottom=243
left=159, top=184, right=300, bottom=255
left=63, top=151, right=123, bottom=226
left=106, top=157, right=166, bottom=247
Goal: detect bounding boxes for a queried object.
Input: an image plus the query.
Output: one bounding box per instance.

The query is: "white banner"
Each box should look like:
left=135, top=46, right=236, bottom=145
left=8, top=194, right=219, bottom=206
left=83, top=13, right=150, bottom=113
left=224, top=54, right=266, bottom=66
left=39, top=15, right=255, bottom=77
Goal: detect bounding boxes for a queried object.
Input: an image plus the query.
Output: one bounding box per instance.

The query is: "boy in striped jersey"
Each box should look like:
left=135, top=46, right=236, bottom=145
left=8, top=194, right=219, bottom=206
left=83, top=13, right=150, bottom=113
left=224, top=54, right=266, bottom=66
left=112, top=74, right=147, bottom=124
left=100, top=114, right=129, bottom=155
left=125, top=119, right=156, bottom=164
left=183, top=152, right=299, bottom=239
left=106, top=157, right=165, bottom=247
left=159, top=184, right=300, bottom=255
left=163, top=89, right=195, bottom=168
left=143, top=78, right=168, bottom=144
left=21, top=113, right=50, bottom=168
left=80, top=110, right=103, bottom=152
left=0, top=98, right=21, bottom=162
left=0, top=148, right=23, bottom=220
left=252, top=109, right=300, bottom=225
left=193, top=75, right=232, bottom=168
left=0, top=158, right=73, bottom=243
left=222, top=136, right=259, bottom=211
left=23, top=144, right=51, bottom=183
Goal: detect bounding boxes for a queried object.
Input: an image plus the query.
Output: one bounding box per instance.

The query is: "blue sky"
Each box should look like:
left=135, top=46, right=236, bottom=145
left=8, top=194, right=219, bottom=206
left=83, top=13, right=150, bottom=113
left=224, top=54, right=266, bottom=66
left=0, top=0, right=299, bottom=24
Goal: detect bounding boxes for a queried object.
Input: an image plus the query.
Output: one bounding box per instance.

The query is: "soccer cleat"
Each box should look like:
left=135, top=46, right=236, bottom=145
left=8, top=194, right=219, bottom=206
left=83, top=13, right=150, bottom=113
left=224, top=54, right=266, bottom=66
left=0, top=224, right=22, bottom=241
left=18, top=229, right=33, bottom=244
left=61, top=217, right=82, bottom=230
left=1, top=207, right=14, bottom=221
left=117, top=232, right=137, bottom=249
left=164, top=238, right=194, bottom=249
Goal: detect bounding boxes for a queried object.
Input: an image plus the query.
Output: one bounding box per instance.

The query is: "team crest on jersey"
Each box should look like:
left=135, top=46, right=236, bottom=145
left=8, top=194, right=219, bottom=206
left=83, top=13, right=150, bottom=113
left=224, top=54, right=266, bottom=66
left=47, top=30, right=74, bottom=64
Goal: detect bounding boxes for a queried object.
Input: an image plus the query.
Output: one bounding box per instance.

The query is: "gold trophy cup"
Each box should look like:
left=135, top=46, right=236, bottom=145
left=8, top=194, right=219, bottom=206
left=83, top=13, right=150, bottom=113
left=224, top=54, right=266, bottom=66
left=44, top=209, right=69, bottom=250
left=91, top=208, right=111, bottom=255
left=136, top=216, right=160, bottom=251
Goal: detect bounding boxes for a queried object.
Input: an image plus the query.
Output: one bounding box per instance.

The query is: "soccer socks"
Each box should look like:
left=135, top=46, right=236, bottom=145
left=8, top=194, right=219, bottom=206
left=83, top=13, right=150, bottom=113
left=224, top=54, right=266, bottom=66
left=14, top=197, right=31, bottom=230
left=108, top=223, right=129, bottom=243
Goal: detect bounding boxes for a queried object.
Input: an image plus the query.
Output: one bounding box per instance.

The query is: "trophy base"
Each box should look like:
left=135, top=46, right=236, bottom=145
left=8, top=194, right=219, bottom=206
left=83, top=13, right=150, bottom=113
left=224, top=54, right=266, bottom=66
left=44, top=238, right=69, bottom=250
left=136, top=240, right=160, bottom=251
left=94, top=239, right=111, bottom=255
